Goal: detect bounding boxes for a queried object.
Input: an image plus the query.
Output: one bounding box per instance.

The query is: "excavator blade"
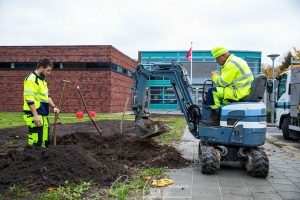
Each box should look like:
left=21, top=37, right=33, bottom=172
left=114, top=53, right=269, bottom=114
left=135, top=118, right=169, bottom=139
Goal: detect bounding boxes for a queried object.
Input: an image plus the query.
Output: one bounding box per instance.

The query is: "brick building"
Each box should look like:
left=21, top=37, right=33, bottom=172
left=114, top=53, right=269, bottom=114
left=0, top=45, right=138, bottom=113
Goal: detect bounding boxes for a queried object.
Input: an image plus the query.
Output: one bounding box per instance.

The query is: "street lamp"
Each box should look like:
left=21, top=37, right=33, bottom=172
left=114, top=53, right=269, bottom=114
left=267, top=54, right=280, bottom=125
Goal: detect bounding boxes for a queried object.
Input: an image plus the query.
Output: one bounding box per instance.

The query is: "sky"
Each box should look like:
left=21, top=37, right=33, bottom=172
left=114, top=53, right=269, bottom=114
left=0, top=0, right=299, bottom=66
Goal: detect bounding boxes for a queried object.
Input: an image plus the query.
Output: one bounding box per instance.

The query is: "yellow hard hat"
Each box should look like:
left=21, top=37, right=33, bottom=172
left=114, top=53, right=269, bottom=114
left=211, top=46, right=229, bottom=58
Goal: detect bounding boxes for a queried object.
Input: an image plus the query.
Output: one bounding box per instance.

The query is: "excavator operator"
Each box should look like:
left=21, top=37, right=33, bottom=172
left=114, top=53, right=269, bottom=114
left=206, top=46, right=254, bottom=125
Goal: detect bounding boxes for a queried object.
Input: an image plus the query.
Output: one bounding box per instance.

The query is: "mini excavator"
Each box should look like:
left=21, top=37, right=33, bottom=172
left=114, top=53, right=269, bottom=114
left=131, top=63, right=269, bottom=177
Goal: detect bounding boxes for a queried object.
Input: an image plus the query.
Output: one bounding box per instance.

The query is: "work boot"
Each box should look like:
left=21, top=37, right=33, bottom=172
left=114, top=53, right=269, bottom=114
left=200, top=109, right=220, bottom=127
left=212, top=109, right=220, bottom=123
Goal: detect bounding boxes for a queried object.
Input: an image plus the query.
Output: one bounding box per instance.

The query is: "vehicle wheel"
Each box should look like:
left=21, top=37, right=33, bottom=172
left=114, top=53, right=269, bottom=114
left=245, top=149, right=269, bottom=178
left=282, top=117, right=291, bottom=140
left=200, top=145, right=217, bottom=174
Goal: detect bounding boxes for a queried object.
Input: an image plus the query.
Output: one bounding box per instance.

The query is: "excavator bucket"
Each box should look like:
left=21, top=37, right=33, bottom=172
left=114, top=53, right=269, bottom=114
left=135, top=118, right=169, bottom=139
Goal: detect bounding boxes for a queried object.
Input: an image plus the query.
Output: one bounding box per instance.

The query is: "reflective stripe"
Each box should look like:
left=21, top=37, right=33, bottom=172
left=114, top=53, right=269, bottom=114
left=234, top=81, right=252, bottom=89
left=37, top=99, right=49, bottom=103
left=229, top=59, right=253, bottom=87
left=217, top=77, right=229, bottom=86
left=24, top=90, right=36, bottom=95
left=232, top=73, right=253, bottom=84
left=229, top=60, right=246, bottom=76
left=220, top=121, right=266, bottom=128
left=24, top=90, right=48, bottom=96
left=36, top=92, right=48, bottom=96
left=34, top=97, right=49, bottom=103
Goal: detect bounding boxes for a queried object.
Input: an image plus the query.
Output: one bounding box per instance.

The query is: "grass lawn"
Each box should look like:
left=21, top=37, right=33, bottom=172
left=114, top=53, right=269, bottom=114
left=0, top=112, right=186, bottom=146
left=0, top=112, right=135, bottom=129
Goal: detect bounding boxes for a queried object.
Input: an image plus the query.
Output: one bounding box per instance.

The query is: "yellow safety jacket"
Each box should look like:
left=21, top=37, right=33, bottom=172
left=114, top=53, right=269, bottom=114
left=23, top=71, right=50, bottom=115
left=212, top=54, right=254, bottom=101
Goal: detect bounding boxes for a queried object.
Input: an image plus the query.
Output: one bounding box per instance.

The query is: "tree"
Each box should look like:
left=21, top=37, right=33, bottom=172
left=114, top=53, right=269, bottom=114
left=278, top=47, right=300, bottom=71
left=262, top=47, right=300, bottom=78
left=293, top=47, right=300, bottom=60
left=261, top=63, right=281, bottom=79
left=279, top=51, right=292, bottom=71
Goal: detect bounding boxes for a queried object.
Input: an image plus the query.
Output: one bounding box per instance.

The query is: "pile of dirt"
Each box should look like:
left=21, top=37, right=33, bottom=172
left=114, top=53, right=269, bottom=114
left=0, top=120, right=189, bottom=195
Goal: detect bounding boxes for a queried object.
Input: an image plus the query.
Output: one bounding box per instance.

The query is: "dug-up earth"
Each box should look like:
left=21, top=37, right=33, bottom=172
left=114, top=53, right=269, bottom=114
left=0, top=120, right=189, bottom=198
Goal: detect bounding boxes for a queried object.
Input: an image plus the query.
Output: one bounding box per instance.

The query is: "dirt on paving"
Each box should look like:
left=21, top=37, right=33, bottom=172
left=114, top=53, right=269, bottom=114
left=0, top=120, right=189, bottom=197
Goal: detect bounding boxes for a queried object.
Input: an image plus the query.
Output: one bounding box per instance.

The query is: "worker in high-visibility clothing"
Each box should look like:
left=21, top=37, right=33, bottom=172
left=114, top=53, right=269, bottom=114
left=23, top=58, right=59, bottom=147
left=206, top=46, right=254, bottom=125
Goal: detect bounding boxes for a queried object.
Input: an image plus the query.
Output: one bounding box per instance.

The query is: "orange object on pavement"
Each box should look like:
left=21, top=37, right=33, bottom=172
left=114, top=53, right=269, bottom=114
left=151, top=178, right=174, bottom=187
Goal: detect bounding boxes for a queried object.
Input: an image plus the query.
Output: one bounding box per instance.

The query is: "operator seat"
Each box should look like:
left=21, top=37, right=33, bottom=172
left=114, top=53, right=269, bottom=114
left=242, top=74, right=267, bottom=102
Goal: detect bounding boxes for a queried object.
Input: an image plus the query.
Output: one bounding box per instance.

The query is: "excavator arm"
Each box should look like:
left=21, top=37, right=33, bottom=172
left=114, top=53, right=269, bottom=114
left=131, top=63, right=201, bottom=138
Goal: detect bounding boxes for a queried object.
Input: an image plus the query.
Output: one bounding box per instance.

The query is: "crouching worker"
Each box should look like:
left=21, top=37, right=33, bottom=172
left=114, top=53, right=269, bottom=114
left=23, top=58, right=59, bottom=147
left=206, top=46, right=254, bottom=125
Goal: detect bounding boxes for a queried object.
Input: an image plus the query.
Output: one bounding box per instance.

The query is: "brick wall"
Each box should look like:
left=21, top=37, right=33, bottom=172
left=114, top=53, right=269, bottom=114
left=109, top=72, right=133, bottom=113
left=0, top=70, right=134, bottom=113
left=0, top=45, right=138, bottom=113
left=0, top=45, right=137, bottom=71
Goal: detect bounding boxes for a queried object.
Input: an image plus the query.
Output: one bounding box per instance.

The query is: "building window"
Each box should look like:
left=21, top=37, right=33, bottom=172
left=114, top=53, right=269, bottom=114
left=86, top=62, right=111, bottom=69
left=127, top=71, right=132, bottom=77
left=0, top=61, right=133, bottom=77
left=62, top=63, right=86, bottom=69
left=53, top=63, right=61, bottom=69
left=0, top=63, right=11, bottom=69
left=116, top=66, right=123, bottom=73
left=14, top=63, right=36, bottom=69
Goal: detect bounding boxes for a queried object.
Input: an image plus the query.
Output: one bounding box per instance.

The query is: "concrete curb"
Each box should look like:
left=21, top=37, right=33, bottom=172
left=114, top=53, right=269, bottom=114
left=267, top=123, right=277, bottom=127
left=266, top=135, right=300, bottom=159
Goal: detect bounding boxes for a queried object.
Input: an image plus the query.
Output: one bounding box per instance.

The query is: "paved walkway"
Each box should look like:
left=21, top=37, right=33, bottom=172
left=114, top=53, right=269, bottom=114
left=147, top=127, right=300, bottom=200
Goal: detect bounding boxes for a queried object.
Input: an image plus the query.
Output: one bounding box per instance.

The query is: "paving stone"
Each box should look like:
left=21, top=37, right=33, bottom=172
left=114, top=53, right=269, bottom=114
left=286, top=161, right=299, bottom=164
left=269, top=172, right=287, bottom=179
left=218, top=177, right=244, bottom=186
left=192, top=178, right=219, bottom=190
left=222, top=193, right=253, bottom=200
left=267, top=177, right=294, bottom=185
left=220, top=185, right=250, bottom=195
left=273, top=164, right=294, bottom=169
left=280, top=191, right=300, bottom=200
left=289, top=164, right=300, bottom=168
left=247, top=185, right=277, bottom=193
left=294, top=182, right=300, bottom=189
left=161, top=185, right=192, bottom=199
left=283, top=173, right=300, bottom=178
left=271, top=183, right=300, bottom=192
left=191, top=188, right=222, bottom=200
left=288, top=177, right=300, bottom=183
left=269, top=167, right=282, bottom=174
left=280, top=168, right=300, bottom=173
left=242, top=176, right=270, bottom=186
left=252, top=193, right=283, bottom=200
left=272, top=161, right=289, bottom=165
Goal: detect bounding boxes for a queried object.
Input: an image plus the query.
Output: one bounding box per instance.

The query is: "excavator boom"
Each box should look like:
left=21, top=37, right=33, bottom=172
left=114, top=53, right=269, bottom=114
left=131, top=63, right=200, bottom=138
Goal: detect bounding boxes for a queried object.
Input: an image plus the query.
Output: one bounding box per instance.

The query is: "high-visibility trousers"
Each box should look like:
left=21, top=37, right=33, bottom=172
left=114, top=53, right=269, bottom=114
left=206, top=87, right=240, bottom=109
left=23, top=114, right=50, bottom=148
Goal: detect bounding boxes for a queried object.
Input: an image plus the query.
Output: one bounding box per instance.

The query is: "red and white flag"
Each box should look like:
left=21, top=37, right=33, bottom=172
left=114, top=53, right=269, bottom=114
left=186, top=47, right=192, bottom=61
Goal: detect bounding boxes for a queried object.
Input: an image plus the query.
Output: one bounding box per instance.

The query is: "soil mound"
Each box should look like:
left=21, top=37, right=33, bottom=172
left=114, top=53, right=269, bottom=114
left=0, top=120, right=189, bottom=195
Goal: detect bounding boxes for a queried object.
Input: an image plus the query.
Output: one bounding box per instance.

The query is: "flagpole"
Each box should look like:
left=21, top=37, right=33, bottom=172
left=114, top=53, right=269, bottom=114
left=191, top=41, right=193, bottom=85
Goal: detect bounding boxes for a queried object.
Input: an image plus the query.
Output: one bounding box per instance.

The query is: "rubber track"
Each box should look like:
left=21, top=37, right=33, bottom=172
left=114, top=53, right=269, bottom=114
left=249, top=149, right=269, bottom=177
left=201, top=146, right=217, bottom=174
